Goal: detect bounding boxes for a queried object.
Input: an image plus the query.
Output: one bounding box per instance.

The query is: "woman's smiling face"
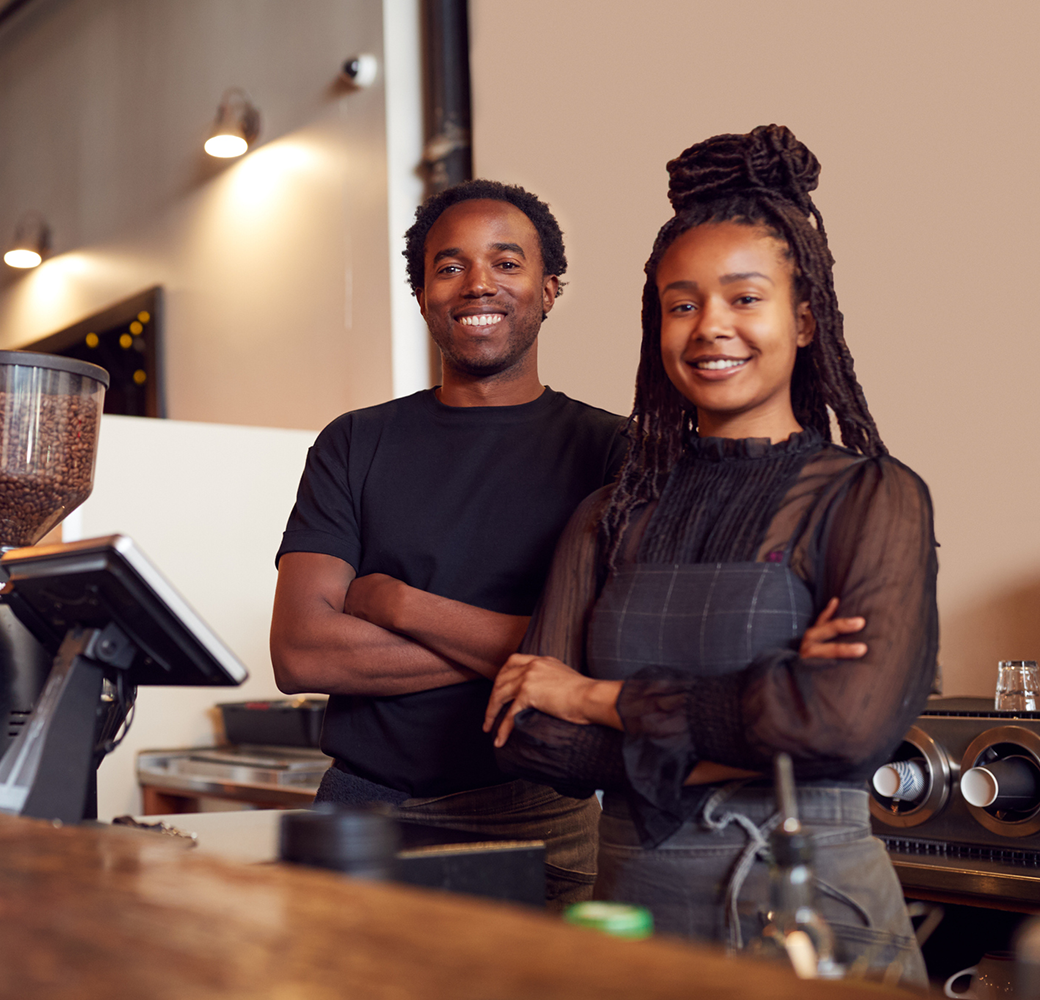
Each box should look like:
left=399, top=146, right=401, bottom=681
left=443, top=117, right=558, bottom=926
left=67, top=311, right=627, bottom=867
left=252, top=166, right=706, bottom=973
left=657, top=220, right=815, bottom=442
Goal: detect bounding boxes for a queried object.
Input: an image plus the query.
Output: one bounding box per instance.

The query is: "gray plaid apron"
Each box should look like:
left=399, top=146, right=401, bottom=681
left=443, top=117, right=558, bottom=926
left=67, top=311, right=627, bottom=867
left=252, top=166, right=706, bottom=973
left=586, top=559, right=927, bottom=987
left=587, top=560, right=813, bottom=679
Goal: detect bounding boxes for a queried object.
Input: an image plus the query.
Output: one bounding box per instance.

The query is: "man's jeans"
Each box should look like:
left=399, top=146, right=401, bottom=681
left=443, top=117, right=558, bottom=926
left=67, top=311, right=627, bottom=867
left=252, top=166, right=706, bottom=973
left=316, top=766, right=598, bottom=909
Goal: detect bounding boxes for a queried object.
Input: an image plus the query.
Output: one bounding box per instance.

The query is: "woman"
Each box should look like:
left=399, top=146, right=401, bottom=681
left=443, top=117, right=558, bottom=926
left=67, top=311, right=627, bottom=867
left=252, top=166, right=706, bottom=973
left=484, top=125, right=936, bottom=986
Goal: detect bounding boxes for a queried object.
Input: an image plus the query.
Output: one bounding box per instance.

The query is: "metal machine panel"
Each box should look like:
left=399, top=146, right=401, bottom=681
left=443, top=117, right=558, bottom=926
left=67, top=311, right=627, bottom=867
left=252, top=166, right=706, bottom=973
left=870, top=698, right=1040, bottom=905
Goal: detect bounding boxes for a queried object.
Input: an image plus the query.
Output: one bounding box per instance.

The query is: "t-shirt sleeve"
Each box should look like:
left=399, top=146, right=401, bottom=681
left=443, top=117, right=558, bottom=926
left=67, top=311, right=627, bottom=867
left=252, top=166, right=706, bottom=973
left=616, top=456, right=939, bottom=836
left=275, top=417, right=361, bottom=570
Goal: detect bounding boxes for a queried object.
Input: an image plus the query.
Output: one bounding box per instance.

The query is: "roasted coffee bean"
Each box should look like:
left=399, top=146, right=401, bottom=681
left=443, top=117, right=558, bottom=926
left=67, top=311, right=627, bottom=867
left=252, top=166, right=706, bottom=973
left=0, top=389, right=101, bottom=547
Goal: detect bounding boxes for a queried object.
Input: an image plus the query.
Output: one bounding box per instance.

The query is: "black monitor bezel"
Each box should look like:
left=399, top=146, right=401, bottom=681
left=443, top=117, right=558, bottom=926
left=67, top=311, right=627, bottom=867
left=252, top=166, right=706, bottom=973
left=0, top=535, right=248, bottom=687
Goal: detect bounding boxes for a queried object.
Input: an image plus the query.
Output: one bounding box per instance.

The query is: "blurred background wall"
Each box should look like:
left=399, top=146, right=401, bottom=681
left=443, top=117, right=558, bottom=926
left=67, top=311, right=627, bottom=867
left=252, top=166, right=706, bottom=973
left=0, top=0, right=1035, bottom=779
left=0, top=0, right=426, bottom=431
left=469, top=0, right=1040, bottom=698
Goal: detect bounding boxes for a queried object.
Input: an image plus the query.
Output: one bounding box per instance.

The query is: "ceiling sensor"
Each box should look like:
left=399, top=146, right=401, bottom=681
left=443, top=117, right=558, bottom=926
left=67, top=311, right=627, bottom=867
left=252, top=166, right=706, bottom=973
left=341, top=54, right=378, bottom=89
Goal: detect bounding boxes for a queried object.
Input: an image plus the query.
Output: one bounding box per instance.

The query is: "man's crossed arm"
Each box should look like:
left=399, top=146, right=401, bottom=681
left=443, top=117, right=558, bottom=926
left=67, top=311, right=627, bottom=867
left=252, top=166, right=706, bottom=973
left=270, top=552, right=530, bottom=697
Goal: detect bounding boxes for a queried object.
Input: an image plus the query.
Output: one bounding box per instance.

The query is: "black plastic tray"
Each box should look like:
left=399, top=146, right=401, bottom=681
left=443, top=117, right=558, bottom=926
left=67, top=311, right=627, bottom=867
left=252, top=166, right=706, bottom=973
left=218, top=698, right=327, bottom=747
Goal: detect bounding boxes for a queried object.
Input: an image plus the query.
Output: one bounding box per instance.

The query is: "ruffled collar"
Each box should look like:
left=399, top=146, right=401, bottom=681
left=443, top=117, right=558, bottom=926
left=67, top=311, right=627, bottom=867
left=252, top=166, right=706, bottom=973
left=686, top=425, right=823, bottom=462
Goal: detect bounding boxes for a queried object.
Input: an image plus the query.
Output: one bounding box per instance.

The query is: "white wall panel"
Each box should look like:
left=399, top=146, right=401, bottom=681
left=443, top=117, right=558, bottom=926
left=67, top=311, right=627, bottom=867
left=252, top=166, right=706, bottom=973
left=65, top=413, right=314, bottom=819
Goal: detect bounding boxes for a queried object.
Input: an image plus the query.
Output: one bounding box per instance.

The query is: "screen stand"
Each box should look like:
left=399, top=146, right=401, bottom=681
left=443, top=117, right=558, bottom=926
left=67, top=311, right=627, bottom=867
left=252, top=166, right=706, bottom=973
left=0, top=603, right=53, bottom=755
left=0, top=623, right=134, bottom=823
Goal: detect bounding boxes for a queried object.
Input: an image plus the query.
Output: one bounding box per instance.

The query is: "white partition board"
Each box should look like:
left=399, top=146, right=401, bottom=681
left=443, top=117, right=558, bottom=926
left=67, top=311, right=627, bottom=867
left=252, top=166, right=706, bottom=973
left=63, top=414, right=316, bottom=819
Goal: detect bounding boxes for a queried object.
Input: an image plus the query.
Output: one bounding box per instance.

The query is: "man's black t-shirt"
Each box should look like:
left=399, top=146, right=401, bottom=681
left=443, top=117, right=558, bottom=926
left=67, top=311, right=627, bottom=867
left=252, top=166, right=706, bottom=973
left=277, top=387, right=627, bottom=796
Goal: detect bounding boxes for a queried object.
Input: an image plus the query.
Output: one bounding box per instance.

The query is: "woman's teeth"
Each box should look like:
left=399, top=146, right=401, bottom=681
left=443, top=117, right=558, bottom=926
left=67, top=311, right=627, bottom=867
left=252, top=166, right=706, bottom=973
left=458, top=314, right=502, bottom=327
left=694, top=358, right=748, bottom=370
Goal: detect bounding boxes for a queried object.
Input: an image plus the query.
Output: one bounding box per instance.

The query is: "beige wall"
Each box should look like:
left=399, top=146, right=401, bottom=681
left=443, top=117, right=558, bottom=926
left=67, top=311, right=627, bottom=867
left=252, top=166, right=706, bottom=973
left=0, top=0, right=398, bottom=431
left=470, top=0, right=1040, bottom=697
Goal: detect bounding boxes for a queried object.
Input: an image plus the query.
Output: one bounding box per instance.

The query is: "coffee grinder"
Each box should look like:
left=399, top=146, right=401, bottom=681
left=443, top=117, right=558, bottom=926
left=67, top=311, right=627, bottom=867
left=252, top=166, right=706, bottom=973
left=0, top=352, right=254, bottom=825
left=0, top=350, right=109, bottom=764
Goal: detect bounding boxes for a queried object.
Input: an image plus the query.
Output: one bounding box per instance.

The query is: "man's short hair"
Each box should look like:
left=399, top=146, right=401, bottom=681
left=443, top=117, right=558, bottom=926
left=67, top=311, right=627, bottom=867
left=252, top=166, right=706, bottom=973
left=403, top=179, right=567, bottom=296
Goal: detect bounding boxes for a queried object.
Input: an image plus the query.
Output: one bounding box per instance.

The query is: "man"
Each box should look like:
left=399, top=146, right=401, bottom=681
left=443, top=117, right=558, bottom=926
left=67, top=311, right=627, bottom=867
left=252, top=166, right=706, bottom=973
left=271, top=180, right=626, bottom=906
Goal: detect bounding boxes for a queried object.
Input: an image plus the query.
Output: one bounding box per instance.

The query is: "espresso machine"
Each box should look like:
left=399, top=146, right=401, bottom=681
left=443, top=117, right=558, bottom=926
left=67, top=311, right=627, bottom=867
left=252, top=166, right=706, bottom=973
left=870, top=697, right=1040, bottom=906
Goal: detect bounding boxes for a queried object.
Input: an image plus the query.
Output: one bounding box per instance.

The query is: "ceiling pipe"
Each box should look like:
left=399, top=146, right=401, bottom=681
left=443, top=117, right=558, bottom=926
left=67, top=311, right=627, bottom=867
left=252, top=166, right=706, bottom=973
left=421, top=0, right=472, bottom=197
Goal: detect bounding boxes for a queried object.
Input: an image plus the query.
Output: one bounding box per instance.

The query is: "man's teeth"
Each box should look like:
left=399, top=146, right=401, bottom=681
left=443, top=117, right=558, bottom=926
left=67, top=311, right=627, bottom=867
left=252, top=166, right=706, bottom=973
left=695, top=358, right=748, bottom=371
left=458, top=314, right=502, bottom=327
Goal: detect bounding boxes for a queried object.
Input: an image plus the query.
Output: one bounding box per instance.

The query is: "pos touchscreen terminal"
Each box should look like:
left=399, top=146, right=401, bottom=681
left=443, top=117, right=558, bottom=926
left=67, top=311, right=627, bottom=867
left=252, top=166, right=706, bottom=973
left=0, top=535, right=248, bottom=822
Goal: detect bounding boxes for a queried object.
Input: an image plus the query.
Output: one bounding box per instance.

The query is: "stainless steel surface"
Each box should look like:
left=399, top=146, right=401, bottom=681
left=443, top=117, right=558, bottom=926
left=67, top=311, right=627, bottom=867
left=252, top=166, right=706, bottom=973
left=872, top=699, right=1040, bottom=907
left=888, top=849, right=1040, bottom=907
left=961, top=726, right=1040, bottom=837
left=137, top=745, right=331, bottom=804
left=868, top=724, right=952, bottom=828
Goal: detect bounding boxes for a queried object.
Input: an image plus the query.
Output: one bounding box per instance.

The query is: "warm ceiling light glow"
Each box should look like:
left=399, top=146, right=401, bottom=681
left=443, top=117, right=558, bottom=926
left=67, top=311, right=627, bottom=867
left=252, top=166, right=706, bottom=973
left=205, top=88, right=260, bottom=159
left=205, top=134, right=249, bottom=158
left=4, top=210, right=50, bottom=269
left=4, top=248, right=42, bottom=268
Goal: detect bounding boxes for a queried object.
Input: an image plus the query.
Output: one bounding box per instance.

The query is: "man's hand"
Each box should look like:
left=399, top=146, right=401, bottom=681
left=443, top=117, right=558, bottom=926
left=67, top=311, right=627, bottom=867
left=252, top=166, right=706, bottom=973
left=483, top=653, right=623, bottom=747
left=800, top=597, right=867, bottom=660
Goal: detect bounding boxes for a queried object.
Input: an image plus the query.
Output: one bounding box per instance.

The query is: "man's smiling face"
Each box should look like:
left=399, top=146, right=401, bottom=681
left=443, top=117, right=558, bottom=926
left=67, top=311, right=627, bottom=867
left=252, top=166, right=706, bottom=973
left=417, top=199, right=558, bottom=379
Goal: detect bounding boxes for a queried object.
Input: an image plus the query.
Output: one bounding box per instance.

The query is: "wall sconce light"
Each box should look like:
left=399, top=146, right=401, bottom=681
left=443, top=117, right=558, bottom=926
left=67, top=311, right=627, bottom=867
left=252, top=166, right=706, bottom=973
left=204, top=88, right=260, bottom=158
left=4, top=211, right=50, bottom=269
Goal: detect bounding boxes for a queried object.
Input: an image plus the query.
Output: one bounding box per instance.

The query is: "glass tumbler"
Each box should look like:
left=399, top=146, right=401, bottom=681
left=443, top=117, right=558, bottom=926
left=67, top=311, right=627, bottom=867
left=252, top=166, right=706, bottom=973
left=995, top=660, right=1040, bottom=712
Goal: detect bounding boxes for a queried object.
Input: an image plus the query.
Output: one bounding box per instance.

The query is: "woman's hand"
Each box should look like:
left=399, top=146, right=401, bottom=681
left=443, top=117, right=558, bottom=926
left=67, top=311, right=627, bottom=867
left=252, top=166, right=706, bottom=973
left=483, top=654, right=623, bottom=747
left=800, top=597, right=867, bottom=659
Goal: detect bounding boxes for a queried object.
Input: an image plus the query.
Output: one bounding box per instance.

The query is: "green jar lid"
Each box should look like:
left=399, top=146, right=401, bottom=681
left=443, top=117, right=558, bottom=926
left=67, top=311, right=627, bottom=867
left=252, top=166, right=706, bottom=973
left=563, top=901, right=653, bottom=939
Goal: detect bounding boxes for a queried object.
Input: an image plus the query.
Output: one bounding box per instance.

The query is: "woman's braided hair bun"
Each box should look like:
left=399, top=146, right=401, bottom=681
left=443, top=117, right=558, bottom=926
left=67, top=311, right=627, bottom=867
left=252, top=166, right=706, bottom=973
left=667, top=124, right=820, bottom=216
left=599, top=123, right=886, bottom=560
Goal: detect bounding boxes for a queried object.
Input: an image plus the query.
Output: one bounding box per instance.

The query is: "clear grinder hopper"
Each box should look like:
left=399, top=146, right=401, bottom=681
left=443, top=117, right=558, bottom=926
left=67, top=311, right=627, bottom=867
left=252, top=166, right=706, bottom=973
left=0, top=350, right=109, bottom=548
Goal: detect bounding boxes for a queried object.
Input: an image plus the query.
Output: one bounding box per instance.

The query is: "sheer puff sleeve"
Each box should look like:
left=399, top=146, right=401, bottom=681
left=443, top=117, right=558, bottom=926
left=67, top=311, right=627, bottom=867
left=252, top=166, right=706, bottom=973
left=516, top=486, right=610, bottom=671
left=618, top=455, right=938, bottom=834
left=494, top=487, right=630, bottom=797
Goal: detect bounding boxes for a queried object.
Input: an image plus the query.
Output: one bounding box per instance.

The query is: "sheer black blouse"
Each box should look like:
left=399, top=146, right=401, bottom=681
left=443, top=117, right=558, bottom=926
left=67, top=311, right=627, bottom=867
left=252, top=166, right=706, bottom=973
left=495, top=430, right=939, bottom=846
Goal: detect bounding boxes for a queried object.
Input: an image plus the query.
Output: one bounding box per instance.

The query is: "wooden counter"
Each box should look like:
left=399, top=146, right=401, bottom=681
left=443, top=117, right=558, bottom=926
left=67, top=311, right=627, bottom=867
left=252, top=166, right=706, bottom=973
left=0, top=813, right=908, bottom=999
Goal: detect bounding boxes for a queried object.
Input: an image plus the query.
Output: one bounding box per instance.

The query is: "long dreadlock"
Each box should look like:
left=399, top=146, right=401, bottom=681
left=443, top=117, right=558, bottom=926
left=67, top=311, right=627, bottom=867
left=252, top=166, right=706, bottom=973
left=602, top=124, right=885, bottom=562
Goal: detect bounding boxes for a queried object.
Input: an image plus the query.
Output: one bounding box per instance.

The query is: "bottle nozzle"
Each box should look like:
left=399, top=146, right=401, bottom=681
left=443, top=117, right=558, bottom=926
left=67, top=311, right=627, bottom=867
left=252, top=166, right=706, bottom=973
left=774, top=752, right=800, bottom=832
